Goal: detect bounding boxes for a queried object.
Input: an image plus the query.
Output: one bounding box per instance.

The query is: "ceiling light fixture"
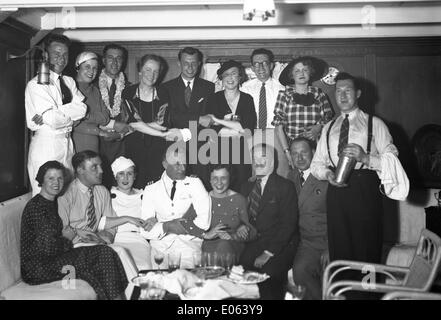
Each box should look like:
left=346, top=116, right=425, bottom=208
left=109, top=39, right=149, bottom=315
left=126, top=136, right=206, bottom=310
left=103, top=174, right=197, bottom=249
left=243, top=0, right=276, bottom=22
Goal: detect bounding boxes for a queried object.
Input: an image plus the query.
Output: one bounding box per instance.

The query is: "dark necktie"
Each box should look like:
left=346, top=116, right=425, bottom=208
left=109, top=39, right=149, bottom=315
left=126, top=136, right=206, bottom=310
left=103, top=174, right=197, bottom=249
left=86, top=187, right=97, bottom=230
left=338, top=114, right=350, bottom=155
left=299, top=171, right=305, bottom=187
left=248, top=178, right=262, bottom=223
left=59, top=75, right=72, bottom=105
left=109, top=79, right=116, bottom=107
left=170, top=180, right=177, bottom=200
left=184, top=81, right=192, bottom=107
left=258, top=82, right=267, bottom=129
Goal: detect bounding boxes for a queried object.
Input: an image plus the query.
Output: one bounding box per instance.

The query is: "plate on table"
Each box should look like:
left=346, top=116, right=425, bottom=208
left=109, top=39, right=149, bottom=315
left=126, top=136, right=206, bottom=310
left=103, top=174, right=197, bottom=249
left=227, top=271, right=270, bottom=284
left=193, top=266, right=225, bottom=279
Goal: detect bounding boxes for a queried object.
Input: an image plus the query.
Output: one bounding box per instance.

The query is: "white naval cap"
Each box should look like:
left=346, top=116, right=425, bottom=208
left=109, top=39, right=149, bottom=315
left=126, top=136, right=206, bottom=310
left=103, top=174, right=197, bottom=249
left=111, top=156, right=135, bottom=177
left=75, top=51, right=98, bottom=68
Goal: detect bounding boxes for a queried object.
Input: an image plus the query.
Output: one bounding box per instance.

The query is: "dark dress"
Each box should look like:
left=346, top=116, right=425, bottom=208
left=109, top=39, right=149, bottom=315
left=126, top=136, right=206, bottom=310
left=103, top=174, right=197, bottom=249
left=204, top=91, right=257, bottom=192
left=123, top=84, right=167, bottom=188
left=20, top=194, right=128, bottom=300
left=202, top=193, right=249, bottom=260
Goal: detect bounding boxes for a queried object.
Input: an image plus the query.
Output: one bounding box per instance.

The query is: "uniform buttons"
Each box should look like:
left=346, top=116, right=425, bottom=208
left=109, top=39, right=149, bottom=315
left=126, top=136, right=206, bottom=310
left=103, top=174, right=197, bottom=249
left=217, top=203, right=221, bottom=207
left=190, top=226, right=193, bottom=230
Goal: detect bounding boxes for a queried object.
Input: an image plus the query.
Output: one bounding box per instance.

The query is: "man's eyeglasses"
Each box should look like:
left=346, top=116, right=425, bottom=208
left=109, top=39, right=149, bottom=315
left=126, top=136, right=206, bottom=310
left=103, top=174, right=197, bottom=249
left=252, top=61, right=270, bottom=69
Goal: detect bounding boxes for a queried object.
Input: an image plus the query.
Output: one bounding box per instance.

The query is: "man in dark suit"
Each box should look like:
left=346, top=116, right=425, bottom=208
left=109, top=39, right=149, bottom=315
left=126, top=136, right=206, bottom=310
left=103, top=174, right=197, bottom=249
left=240, top=143, right=299, bottom=300
left=288, top=137, right=328, bottom=300
left=159, top=47, right=215, bottom=189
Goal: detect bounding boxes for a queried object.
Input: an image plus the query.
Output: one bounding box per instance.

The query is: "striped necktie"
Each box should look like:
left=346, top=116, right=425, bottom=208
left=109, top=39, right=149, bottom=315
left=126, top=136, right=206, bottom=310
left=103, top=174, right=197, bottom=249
left=299, top=171, right=305, bottom=187
left=338, top=114, right=350, bottom=155
left=248, top=178, right=262, bottom=224
left=184, top=81, right=192, bottom=107
left=258, top=82, right=267, bottom=129
left=86, top=187, right=97, bottom=230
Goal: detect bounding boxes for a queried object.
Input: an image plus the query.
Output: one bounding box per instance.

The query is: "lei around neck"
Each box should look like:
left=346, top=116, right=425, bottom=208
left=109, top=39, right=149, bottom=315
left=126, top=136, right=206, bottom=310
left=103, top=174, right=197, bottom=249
left=99, top=70, right=126, bottom=118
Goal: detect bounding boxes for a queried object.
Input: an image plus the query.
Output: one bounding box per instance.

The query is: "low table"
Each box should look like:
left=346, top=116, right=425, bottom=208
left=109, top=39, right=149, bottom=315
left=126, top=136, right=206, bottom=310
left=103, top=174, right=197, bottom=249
left=131, top=269, right=260, bottom=300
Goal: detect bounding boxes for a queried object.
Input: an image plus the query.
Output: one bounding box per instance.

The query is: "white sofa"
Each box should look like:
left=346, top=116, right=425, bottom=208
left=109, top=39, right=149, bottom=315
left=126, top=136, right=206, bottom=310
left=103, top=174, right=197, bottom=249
left=0, top=193, right=96, bottom=300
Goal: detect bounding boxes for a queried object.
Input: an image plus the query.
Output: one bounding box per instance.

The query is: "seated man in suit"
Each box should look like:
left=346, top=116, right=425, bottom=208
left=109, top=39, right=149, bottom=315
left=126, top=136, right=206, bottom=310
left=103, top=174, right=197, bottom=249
left=140, top=146, right=211, bottom=269
left=240, top=143, right=299, bottom=300
left=159, top=47, right=215, bottom=189
left=288, top=137, right=328, bottom=300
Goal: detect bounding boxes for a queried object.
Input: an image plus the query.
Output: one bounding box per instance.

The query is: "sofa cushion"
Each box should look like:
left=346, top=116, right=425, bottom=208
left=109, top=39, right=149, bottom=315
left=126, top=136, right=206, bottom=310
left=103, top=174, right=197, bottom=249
left=1, top=279, right=96, bottom=300
left=0, top=193, right=31, bottom=292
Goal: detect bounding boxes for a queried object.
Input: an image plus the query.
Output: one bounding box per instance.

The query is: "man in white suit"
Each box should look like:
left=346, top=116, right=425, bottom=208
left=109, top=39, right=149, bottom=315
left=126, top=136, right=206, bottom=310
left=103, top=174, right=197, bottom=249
left=141, top=146, right=211, bottom=269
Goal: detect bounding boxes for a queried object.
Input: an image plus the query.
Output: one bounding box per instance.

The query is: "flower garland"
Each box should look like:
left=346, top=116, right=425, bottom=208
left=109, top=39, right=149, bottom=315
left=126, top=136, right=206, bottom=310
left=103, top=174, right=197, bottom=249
left=99, top=70, right=125, bottom=118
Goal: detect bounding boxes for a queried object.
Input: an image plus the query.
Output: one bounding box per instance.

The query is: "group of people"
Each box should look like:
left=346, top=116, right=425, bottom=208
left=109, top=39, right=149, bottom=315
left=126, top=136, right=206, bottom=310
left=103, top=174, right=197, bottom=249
left=21, top=32, right=403, bottom=300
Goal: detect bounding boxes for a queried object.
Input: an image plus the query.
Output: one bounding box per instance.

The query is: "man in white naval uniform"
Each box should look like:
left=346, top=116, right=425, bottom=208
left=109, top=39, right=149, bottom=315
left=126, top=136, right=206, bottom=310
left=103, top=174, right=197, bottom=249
left=25, top=34, right=86, bottom=195
left=141, top=147, right=211, bottom=269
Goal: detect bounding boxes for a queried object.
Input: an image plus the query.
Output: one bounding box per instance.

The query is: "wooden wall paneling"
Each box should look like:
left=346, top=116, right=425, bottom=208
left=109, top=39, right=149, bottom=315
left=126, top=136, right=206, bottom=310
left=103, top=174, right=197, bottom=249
left=0, top=18, right=35, bottom=201
left=81, top=38, right=441, bottom=189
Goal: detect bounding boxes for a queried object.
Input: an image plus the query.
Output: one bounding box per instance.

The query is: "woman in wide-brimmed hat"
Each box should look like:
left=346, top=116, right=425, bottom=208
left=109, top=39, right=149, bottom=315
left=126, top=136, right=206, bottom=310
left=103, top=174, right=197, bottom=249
left=203, top=60, right=257, bottom=192
left=272, top=56, right=334, bottom=169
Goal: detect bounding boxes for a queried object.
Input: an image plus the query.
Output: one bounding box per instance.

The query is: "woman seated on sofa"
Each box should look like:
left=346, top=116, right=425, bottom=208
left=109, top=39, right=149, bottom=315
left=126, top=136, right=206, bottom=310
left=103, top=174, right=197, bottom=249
left=20, top=160, right=128, bottom=300
left=202, top=164, right=256, bottom=262
left=110, top=156, right=154, bottom=270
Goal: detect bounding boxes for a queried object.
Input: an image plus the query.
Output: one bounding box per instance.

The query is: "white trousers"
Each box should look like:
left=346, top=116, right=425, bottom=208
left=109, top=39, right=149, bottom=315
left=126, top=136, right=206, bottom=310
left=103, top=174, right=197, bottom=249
left=114, top=232, right=152, bottom=271
left=27, top=131, right=74, bottom=196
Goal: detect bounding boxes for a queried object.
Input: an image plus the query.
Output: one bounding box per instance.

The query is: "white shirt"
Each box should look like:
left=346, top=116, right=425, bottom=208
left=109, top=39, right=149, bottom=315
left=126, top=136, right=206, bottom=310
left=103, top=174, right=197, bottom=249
left=241, top=77, right=285, bottom=128
left=140, top=171, right=211, bottom=240
left=300, top=168, right=311, bottom=182
left=181, top=76, right=195, bottom=90
left=259, top=174, right=270, bottom=193
left=25, top=70, right=86, bottom=133
left=111, top=187, right=143, bottom=233
left=310, top=108, right=399, bottom=180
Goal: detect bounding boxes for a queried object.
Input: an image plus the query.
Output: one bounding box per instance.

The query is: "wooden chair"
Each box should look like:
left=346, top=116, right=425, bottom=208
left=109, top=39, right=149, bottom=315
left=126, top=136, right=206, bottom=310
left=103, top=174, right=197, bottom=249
left=382, top=291, right=441, bottom=300
left=322, top=229, right=441, bottom=300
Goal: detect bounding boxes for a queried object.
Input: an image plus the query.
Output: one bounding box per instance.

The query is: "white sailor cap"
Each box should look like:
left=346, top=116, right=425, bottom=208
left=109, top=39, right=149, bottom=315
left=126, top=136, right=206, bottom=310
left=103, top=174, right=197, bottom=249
left=111, top=156, right=135, bottom=177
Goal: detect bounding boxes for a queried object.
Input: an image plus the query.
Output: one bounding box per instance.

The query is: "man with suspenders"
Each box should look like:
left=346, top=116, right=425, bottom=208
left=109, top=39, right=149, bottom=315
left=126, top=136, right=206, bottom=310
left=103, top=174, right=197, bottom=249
left=310, top=72, right=399, bottom=268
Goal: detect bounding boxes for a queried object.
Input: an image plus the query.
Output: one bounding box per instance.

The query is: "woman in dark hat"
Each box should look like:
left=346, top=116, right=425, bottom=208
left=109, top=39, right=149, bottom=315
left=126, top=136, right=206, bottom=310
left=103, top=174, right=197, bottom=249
left=273, top=56, right=334, bottom=168
left=204, top=60, right=257, bottom=192
left=20, top=160, right=128, bottom=299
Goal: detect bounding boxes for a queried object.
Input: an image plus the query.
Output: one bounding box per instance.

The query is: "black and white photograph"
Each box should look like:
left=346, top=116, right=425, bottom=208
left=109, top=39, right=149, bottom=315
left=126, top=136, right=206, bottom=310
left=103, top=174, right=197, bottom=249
left=1, top=0, right=441, bottom=304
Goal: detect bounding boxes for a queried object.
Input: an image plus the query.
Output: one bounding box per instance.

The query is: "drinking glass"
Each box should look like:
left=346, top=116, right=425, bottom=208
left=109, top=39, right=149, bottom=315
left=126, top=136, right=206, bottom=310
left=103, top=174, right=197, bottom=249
left=168, top=252, right=181, bottom=271
left=153, top=251, right=164, bottom=271
left=223, top=253, right=235, bottom=271
left=193, top=251, right=203, bottom=268
left=206, top=252, right=220, bottom=267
